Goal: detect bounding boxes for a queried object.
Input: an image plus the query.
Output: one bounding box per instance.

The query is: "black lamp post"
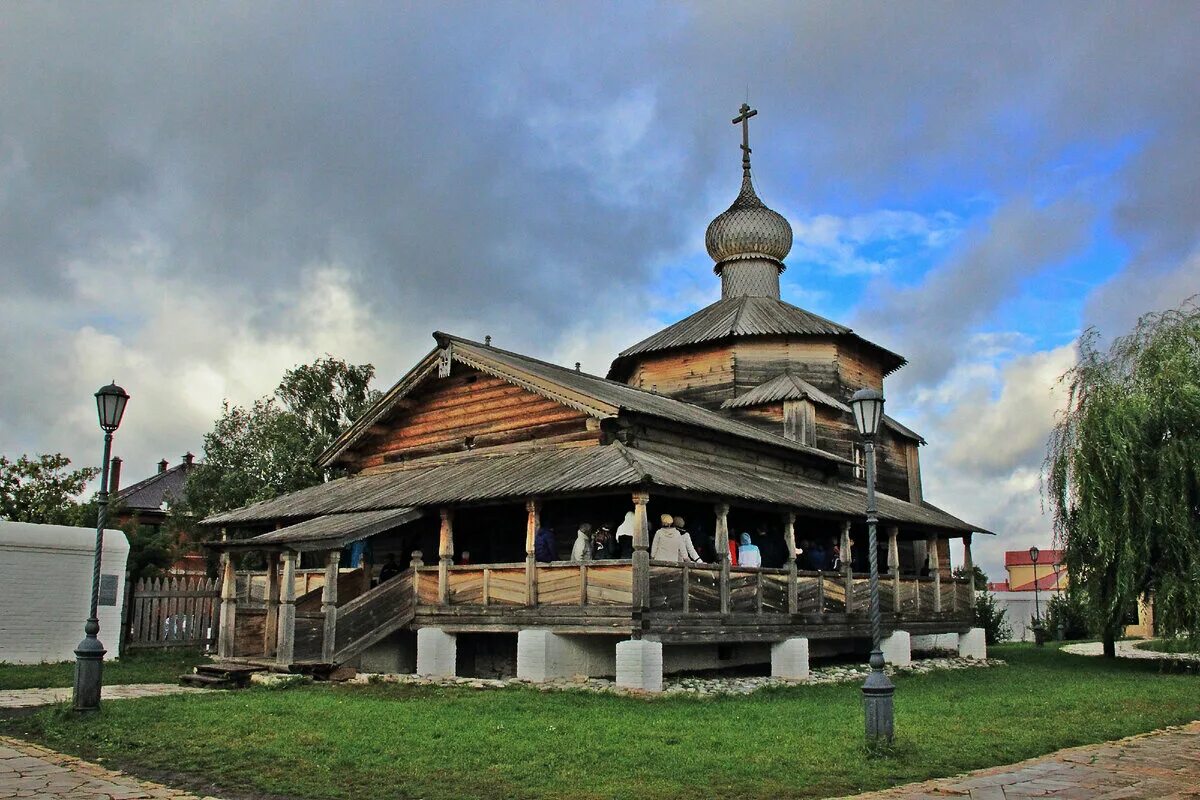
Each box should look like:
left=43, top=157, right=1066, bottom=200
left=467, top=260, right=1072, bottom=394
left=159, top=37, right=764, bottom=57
left=1029, top=546, right=1043, bottom=646
left=73, top=381, right=129, bottom=712
left=850, top=387, right=892, bottom=744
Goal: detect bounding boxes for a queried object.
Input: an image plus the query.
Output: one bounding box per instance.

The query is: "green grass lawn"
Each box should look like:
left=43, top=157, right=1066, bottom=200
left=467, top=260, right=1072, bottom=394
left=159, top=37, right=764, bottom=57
left=0, top=649, right=203, bottom=690
left=3, top=644, right=1199, bottom=800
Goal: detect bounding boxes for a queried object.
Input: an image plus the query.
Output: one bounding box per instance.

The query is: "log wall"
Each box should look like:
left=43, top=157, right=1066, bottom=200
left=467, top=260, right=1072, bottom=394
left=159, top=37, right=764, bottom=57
left=626, top=345, right=735, bottom=409
left=345, top=368, right=596, bottom=470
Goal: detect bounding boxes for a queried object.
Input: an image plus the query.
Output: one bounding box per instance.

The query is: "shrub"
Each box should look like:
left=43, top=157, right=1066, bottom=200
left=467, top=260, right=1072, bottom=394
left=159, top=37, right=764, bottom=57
left=974, top=591, right=1012, bottom=645
left=1045, top=592, right=1091, bottom=640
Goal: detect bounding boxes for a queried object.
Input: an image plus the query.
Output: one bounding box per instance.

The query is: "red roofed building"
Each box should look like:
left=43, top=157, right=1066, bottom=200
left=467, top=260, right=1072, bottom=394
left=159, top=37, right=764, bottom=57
left=992, top=548, right=1067, bottom=592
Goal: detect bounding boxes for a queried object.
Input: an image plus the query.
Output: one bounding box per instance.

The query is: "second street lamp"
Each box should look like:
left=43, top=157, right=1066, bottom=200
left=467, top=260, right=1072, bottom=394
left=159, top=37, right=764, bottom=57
left=850, top=387, right=893, bottom=745
left=73, top=381, right=130, bottom=713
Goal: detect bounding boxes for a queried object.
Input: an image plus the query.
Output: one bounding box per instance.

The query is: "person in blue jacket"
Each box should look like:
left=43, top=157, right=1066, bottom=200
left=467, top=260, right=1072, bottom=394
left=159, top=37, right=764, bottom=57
left=534, top=526, right=558, bottom=563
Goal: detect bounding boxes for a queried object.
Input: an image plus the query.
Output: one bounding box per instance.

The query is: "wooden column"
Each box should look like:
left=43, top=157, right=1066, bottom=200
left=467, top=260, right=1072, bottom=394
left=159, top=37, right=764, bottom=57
left=409, top=550, right=424, bottom=606
left=962, top=533, right=975, bottom=593
left=715, top=503, right=731, bottom=615
left=525, top=499, right=541, bottom=607
left=216, top=534, right=237, bottom=659
left=438, top=508, right=454, bottom=606
left=929, top=534, right=942, bottom=613
left=262, top=551, right=281, bottom=657
left=631, top=492, right=651, bottom=613
left=321, top=549, right=340, bottom=663
left=783, top=511, right=798, bottom=614
left=840, top=521, right=854, bottom=614
left=887, top=526, right=900, bottom=615
left=361, top=547, right=373, bottom=595
left=276, top=550, right=298, bottom=665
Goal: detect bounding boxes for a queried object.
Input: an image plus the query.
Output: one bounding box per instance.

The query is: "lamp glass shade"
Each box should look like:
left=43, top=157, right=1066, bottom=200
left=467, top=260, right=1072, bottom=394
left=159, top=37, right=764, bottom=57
left=95, top=382, right=129, bottom=432
left=1028, top=546, right=1040, bottom=564
left=850, top=388, right=885, bottom=438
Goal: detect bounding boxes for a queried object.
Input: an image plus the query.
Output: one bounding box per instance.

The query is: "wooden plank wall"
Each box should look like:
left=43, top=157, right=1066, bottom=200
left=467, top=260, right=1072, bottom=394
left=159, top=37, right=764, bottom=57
left=347, top=368, right=595, bottom=470
left=126, top=576, right=219, bottom=650
left=731, top=339, right=840, bottom=396
left=627, top=345, right=735, bottom=409
left=813, top=406, right=912, bottom=498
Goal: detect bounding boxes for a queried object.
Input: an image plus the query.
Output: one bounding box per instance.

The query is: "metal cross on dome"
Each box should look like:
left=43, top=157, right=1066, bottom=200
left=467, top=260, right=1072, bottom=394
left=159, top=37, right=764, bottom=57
left=732, top=102, right=758, bottom=174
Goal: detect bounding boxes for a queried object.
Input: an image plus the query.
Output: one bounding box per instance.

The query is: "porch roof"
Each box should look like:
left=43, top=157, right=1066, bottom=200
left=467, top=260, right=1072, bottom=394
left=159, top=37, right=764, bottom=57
left=213, top=507, right=424, bottom=552
left=204, top=443, right=985, bottom=535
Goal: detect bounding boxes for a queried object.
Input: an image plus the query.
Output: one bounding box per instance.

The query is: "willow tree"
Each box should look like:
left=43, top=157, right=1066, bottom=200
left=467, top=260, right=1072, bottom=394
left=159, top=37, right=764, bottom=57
left=1045, top=300, right=1200, bottom=656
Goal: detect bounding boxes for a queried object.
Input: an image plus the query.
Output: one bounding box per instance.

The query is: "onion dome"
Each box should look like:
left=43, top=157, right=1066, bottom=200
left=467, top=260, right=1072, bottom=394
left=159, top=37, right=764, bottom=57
left=704, top=172, right=793, bottom=268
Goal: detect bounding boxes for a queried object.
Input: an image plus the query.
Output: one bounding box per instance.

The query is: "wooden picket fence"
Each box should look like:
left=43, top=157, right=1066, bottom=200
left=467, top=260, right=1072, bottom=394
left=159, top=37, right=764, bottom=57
left=125, top=576, right=220, bottom=650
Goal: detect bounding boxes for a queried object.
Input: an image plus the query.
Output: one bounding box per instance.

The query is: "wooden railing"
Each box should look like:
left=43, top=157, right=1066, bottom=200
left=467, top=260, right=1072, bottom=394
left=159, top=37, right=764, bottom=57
left=127, top=576, right=219, bottom=650
left=409, top=560, right=972, bottom=620
left=415, top=561, right=634, bottom=607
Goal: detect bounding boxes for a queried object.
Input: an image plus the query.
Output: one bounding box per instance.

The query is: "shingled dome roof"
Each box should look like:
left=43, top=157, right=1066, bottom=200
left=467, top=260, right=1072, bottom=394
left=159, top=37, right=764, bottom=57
left=705, top=172, right=793, bottom=269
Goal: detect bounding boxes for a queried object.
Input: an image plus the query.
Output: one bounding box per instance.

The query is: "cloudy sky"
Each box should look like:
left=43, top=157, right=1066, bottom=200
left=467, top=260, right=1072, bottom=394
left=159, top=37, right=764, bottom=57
left=2, top=2, right=1197, bottom=580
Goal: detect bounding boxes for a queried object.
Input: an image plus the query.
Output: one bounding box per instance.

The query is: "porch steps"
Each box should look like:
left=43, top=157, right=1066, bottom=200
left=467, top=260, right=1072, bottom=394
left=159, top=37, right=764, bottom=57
left=179, top=662, right=267, bottom=689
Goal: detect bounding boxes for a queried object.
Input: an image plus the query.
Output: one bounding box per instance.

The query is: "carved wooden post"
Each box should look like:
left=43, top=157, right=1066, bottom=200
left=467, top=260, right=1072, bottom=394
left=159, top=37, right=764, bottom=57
left=276, top=550, right=298, bottom=665
left=321, top=549, right=340, bottom=662
left=715, top=503, right=731, bottom=615
left=681, top=562, right=690, bottom=613
left=409, top=550, right=423, bottom=606
left=783, top=511, right=798, bottom=614
left=887, top=525, right=900, bottom=616
left=929, top=534, right=942, bottom=613
left=525, top=499, right=541, bottom=607
left=962, top=533, right=975, bottom=593
left=217, top=534, right=237, bottom=659
left=262, top=551, right=281, bottom=657
left=631, top=492, right=651, bottom=613
left=361, top=547, right=373, bottom=595
left=840, top=521, right=854, bottom=614
left=438, top=508, right=454, bottom=606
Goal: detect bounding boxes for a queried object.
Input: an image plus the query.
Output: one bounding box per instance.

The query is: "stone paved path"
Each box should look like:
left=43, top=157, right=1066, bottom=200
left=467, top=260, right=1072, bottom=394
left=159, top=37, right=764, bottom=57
left=0, top=736, right=222, bottom=799
left=837, top=721, right=1200, bottom=799
left=1062, top=640, right=1200, bottom=662
left=0, top=684, right=208, bottom=710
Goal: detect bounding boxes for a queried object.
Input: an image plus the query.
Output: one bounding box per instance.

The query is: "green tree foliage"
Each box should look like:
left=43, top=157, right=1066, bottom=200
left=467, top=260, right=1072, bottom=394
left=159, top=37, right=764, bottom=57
left=188, top=356, right=380, bottom=520
left=0, top=453, right=99, bottom=524
left=952, top=564, right=989, bottom=589
left=1046, top=300, right=1200, bottom=655
left=1045, top=591, right=1091, bottom=641
left=973, top=590, right=1011, bottom=644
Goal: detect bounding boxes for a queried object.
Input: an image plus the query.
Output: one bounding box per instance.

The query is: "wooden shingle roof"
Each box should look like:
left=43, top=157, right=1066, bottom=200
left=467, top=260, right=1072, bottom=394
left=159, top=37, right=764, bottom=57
left=607, top=295, right=907, bottom=379
left=721, top=373, right=850, bottom=412
left=206, top=442, right=983, bottom=535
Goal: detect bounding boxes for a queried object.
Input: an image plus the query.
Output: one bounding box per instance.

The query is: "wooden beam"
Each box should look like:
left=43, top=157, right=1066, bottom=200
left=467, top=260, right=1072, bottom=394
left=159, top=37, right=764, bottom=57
left=276, top=550, right=298, bottom=665
left=840, top=521, right=854, bottom=614
left=262, top=552, right=281, bottom=657
left=929, top=534, right=942, bottom=614
left=216, top=530, right=237, bottom=659
left=525, top=499, right=541, bottom=607
left=962, top=533, right=975, bottom=593
left=631, top=492, right=651, bottom=614
left=322, top=550, right=340, bottom=663
left=887, top=525, right=900, bottom=614
left=783, top=511, right=798, bottom=614
left=715, top=503, right=731, bottom=615
left=438, top=508, right=454, bottom=605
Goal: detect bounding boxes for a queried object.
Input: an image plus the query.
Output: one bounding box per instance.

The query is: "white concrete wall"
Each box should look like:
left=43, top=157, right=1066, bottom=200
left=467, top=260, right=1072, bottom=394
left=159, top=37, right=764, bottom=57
left=990, top=591, right=1041, bottom=642
left=0, top=521, right=129, bottom=664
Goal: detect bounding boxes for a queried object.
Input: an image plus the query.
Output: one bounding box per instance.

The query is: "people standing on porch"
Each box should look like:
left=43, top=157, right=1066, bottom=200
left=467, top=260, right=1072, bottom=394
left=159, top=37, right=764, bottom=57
left=570, top=523, right=594, bottom=561
left=615, top=511, right=636, bottom=559
left=650, top=514, right=689, bottom=562
left=738, top=532, right=762, bottom=567
left=807, top=540, right=828, bottom=571
left=674, top=516, right=705, bottom=563
left=592, top=525, right=616, bottom=559
left=535, top=526, right=558, bottom=563
left=755, top=522, right=786, bottom=567
left=378, top=553, right=401, bottom=582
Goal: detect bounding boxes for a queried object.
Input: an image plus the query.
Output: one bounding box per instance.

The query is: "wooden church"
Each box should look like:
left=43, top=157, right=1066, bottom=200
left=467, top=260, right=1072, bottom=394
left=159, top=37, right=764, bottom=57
left=205, top=107, right=986, bottom=689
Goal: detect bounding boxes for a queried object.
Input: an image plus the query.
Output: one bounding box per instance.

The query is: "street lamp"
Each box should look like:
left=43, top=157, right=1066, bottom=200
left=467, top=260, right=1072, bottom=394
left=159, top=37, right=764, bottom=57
left=1029, top=546, right=1042, bottom=647
left=850, top=387, right=892, bottom=745
left=73, top=381, right=130, bottom=712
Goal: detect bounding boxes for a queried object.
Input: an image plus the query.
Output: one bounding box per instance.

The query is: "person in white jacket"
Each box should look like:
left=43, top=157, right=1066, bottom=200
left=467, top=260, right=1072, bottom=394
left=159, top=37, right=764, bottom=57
left=650, top=513, right=689, bottom=562
left=674, top=516, right=705, bottom=563
left=570, top=523, right=594, bottom=561
left=615, top=511, right=636, bottom=558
